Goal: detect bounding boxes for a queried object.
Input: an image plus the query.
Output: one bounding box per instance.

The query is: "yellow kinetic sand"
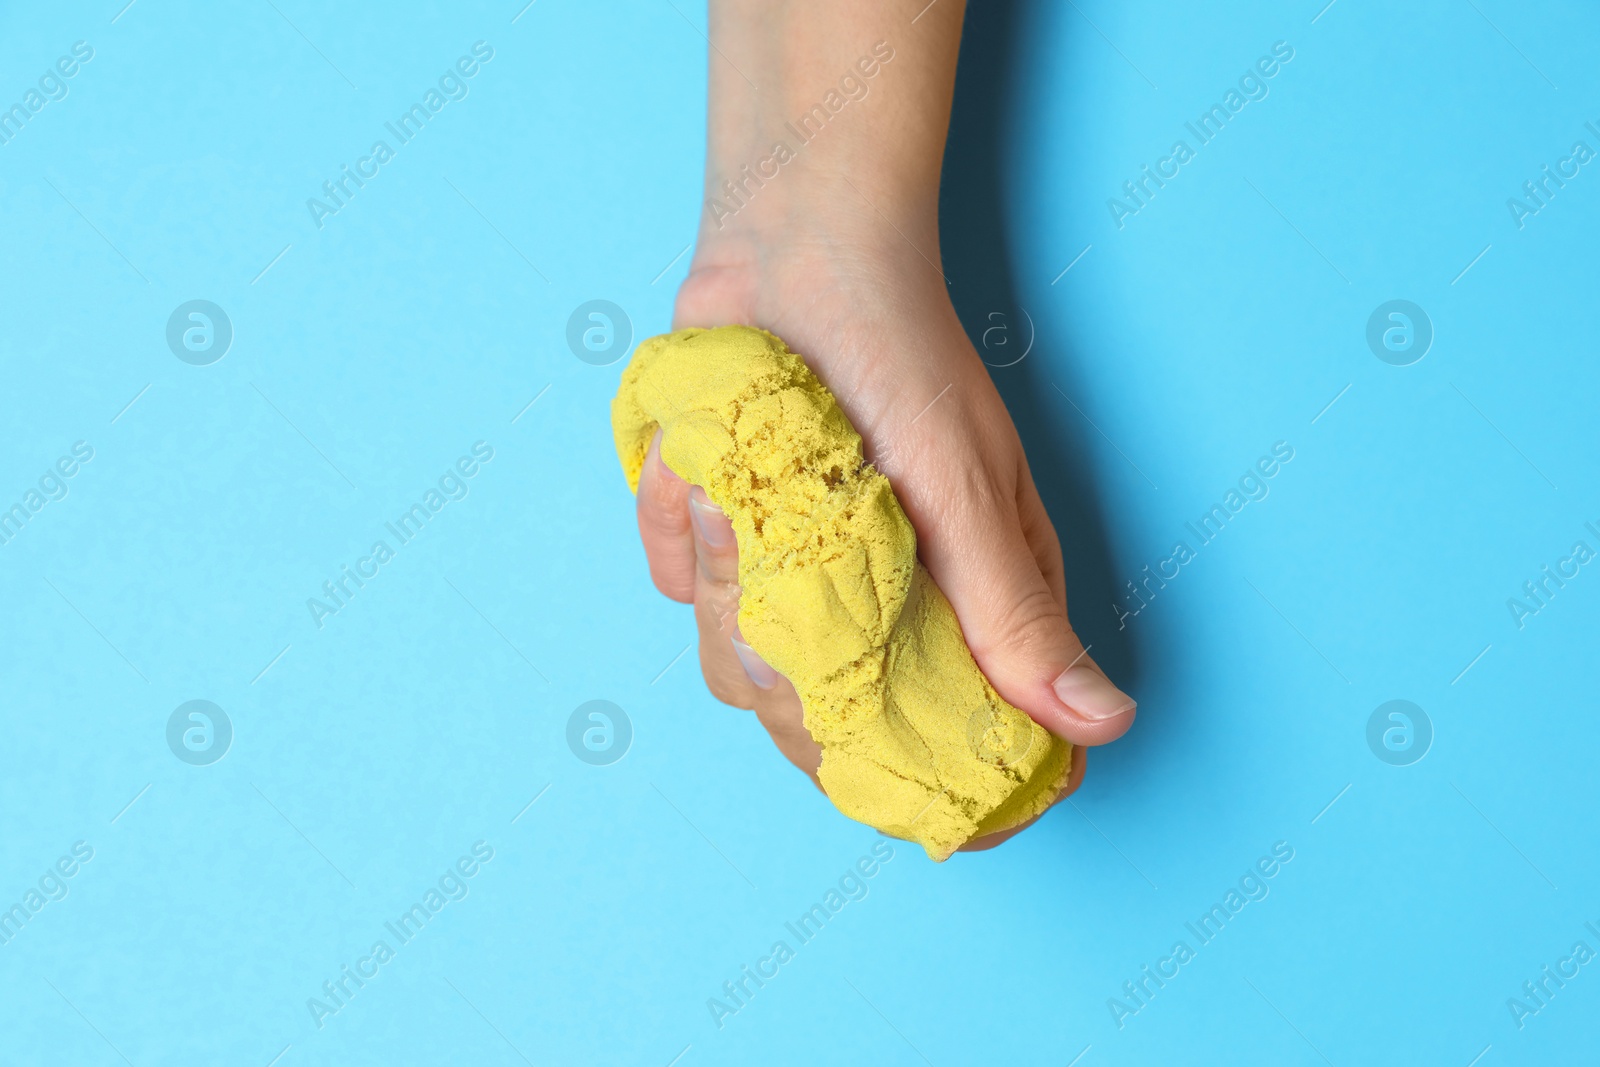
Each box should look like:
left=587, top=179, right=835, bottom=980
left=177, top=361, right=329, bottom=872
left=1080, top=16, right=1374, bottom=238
left=612, top=326, right=1072, bottom=860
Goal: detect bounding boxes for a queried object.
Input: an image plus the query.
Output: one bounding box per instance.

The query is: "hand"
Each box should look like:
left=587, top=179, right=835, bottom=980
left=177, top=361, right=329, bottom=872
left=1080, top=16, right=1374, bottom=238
left=632, top=0, right=1136, bottom=850
left=633, top=230, right=1136, bottom=849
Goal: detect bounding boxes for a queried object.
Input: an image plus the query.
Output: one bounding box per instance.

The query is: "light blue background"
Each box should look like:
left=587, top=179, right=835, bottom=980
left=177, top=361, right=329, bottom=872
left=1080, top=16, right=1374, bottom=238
left=2, top=0, right=1597, bottom=1064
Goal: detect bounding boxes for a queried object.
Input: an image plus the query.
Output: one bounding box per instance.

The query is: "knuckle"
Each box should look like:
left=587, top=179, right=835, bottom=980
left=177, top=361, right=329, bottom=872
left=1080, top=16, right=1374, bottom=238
left=699, top=653, right=753, bottom=709
left=977, top=584, right=1072, bottom=660
left=705, top=677, right=744, bottom=707
left=638, top=480, right=688, bottom=537
left=941, top=462, right=1008, bottom=523
left=649, top=563, right=692, bottom=603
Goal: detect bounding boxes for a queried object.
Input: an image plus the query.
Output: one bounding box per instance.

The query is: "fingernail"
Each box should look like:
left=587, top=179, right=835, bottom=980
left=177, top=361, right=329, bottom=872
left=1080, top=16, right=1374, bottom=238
left=731, top=638, right=778, bottom=690
left=1051, top=665, right=1135, bottom=721
left=688, top=490, right=734, bottom=549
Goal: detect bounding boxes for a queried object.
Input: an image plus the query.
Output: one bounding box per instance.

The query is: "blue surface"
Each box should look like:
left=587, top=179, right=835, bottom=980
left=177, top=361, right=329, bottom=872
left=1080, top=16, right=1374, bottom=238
left=2, top=1, right=1597, bottom=1064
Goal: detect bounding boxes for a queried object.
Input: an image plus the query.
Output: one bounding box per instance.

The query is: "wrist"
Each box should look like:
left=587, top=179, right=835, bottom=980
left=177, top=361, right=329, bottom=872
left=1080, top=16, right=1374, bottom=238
left=695, top=166, right=940, bottom=271
left=693, top=3, right=962, bottom=267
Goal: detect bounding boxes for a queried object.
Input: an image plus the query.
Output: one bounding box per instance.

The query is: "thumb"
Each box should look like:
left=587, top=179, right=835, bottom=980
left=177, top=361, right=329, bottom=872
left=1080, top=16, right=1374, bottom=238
left=907, top=467, right=1137, bottom=748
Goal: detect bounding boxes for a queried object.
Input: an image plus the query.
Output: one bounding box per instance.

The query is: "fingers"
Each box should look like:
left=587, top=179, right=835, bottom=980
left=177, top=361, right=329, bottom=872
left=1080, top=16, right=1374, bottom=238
left=643, top=402, right=1107, bottom=821
left=636, top=430, right=695, bottom=603
left=886, top=398, right=1136, bottom=749
left=748, top=669, right=823, bottom=787
left=691, top=486, right=758, bottom=707
left=957, top=495, right=1134, bottom=747
left=1010, top=465, right=1136, bottom=747
left=1015, top=454, right=1068, bottom=609
left=687, top=488, right=824, bottom=783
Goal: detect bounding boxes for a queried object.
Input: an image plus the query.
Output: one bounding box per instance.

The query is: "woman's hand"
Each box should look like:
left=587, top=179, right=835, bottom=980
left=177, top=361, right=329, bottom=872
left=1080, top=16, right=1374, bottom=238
left=632, top=0, right=1136, bottom=849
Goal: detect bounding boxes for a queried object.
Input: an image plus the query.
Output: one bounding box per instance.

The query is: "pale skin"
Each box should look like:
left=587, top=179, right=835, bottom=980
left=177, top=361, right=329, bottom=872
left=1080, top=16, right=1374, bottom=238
left=635, top=0, right=1136, bottom=850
